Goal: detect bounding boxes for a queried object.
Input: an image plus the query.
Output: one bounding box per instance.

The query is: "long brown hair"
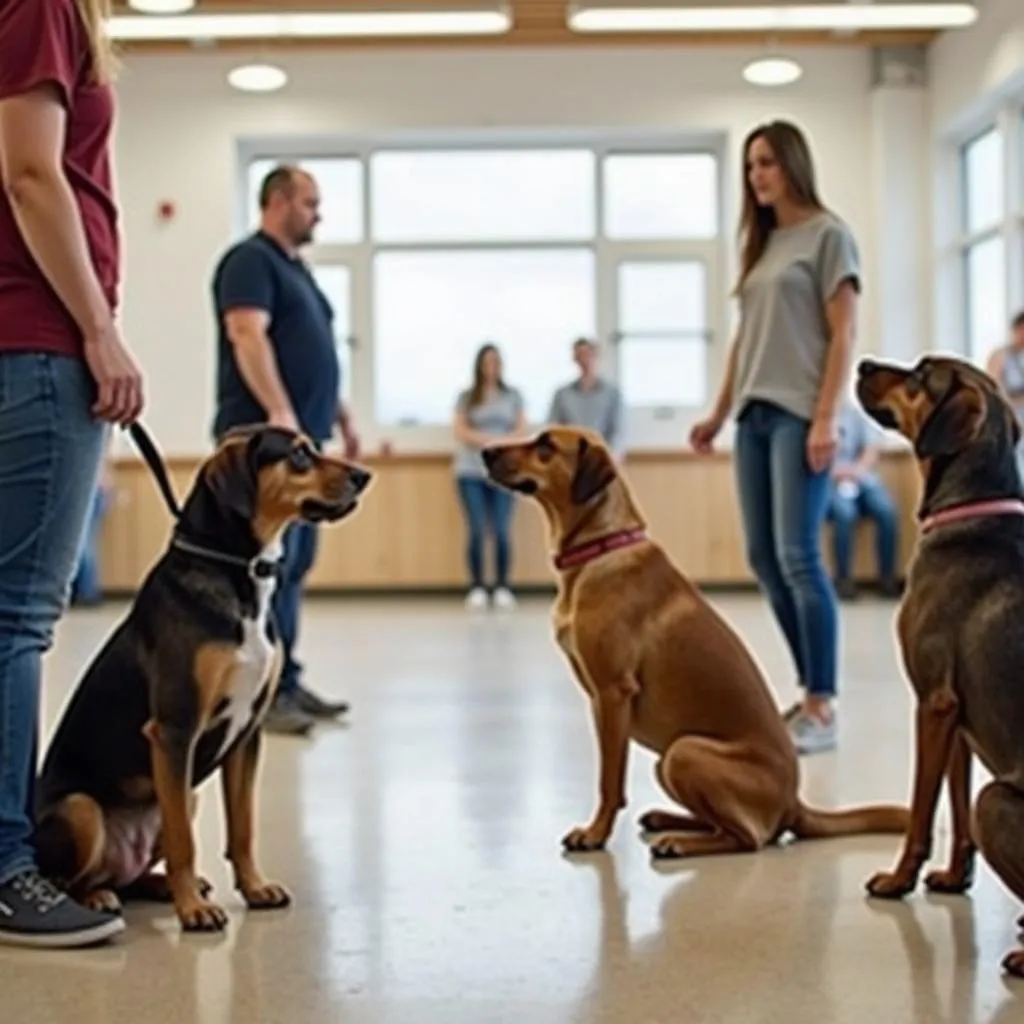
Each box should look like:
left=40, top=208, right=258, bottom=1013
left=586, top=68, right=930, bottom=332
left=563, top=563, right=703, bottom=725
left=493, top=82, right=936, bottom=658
left=467, top=342, right=506, bottom=409
left=735, top=120, right=825, bottom=292
left=75, top=0, right=118, bottom=84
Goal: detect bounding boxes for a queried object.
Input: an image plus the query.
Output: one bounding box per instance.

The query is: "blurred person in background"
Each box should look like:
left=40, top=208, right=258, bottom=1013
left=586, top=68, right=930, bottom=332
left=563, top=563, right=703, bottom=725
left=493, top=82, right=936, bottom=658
left=452, top=342, right=526, bottom=611
left=547, top=337, right=625, bottom=459
left=825, top=399, right=901, bottom=601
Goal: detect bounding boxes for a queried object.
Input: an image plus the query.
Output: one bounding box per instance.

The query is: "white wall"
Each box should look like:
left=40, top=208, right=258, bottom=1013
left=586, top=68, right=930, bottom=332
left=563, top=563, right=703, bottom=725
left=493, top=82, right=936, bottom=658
left=112, top=45, right=877, bottom=456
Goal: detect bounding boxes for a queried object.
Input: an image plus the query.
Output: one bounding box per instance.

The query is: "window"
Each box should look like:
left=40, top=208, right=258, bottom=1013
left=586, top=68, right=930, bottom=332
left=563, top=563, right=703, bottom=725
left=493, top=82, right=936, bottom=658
left=603, top=153, right=718, bottom=239
left=615, top=260, right=708, bottom=407
left=241, top=136, right=723, bottom=447
left=961, top=127, right=1004, bottom=235
left=373, top=248, right=596, bottom=425
left=369, top=149, right=596, bottom=242
left=246, top=156, right=364, bottom=243
left=308, top=264, right=353, bottom=403
left=964, top=235, right=1006, bottom=367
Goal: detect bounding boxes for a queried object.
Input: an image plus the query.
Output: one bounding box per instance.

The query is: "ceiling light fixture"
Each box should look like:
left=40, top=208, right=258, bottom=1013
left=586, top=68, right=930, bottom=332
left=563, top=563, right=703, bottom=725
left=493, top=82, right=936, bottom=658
left=567, top=2, right=979, bottom=32
left=742, top=56, right=803, bottom=85
left=127, top=0, right=195, bottom=12
left=228, top=63, right=289, bottom=93
left=107, top=7, right=512, bottom=41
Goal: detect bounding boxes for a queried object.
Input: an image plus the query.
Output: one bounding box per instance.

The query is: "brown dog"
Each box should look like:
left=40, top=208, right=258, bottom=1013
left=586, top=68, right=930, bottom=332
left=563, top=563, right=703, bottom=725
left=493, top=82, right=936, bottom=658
left=34, top=425, right=372, bottom=932
left=481, top=426, right=909, bottom=859
left=857, top=354, right=1024, bottom=977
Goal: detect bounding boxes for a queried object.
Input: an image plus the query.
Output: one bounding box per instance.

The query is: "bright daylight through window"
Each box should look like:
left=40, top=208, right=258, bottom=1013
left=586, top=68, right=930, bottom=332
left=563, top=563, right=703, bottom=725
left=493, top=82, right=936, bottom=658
left=244, top=140, right=720, bottom=435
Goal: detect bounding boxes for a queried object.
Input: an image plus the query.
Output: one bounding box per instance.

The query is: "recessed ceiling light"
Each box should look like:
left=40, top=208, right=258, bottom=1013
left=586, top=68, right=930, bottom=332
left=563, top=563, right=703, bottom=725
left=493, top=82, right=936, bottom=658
left=743, top=56, right=803, bottom=86
left=568, top=2, right=979, bottom=32
left=227, top=63, right=289, bottom=93
left=128, top=0, right=195, bottom=12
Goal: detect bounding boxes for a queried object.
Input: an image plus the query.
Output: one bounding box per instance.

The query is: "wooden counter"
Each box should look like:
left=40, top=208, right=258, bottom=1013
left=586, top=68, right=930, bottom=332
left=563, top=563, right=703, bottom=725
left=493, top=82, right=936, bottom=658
left=97, top=449, right=921, bottom=593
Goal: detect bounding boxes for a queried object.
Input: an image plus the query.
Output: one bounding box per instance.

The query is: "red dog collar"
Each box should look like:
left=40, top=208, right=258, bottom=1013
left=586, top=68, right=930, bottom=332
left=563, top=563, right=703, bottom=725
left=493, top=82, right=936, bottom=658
left=553, top=528, right=648, bottom=571
left=920, top=498, right=1024, bottom=534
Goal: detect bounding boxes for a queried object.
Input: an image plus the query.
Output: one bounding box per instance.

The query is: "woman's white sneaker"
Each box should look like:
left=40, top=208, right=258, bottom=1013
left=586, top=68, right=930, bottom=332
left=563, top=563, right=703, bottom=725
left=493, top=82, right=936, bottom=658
left=465, top=586, right=489, bottom=611
left=492, top=587, right=517, bottom=610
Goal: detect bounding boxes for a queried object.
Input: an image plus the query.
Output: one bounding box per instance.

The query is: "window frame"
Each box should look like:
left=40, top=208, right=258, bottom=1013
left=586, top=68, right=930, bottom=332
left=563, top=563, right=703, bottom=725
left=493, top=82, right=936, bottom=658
left=941, top=104, right=1024, bottom=367
left=236, top=130, right=726, bottom=452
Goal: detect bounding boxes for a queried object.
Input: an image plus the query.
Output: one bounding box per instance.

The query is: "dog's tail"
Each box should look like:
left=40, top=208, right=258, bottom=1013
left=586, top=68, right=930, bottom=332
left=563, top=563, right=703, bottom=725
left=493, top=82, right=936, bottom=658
left=790, top=801, right=910, bottom=840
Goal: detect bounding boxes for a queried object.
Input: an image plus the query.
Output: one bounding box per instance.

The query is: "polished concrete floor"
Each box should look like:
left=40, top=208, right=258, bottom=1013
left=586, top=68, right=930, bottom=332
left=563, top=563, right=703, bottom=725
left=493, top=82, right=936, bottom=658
left=1, top=592, right=1022, bottom=1023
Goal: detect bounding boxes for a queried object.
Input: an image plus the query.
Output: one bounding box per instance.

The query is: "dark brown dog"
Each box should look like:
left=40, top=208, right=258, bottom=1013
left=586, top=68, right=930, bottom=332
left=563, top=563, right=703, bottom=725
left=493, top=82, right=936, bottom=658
left=482, top=426, right=909, bottom=860
left=34, top=425, right=372, bottom=932
left=858, top=354, right=1024, bottom=977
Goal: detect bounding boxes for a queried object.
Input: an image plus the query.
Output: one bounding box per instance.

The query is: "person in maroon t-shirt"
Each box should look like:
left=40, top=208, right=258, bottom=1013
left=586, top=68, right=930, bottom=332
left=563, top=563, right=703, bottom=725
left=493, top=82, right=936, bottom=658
left=0, top=0, right=143, bottom=948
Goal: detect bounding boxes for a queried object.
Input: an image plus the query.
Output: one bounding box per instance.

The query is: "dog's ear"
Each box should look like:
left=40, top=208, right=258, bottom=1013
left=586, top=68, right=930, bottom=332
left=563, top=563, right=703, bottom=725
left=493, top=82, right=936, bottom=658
left=915, top=383, right=986, bottom=458
left=206, top=441, right=258, bottom=520
left=570, top=437, right=617, bottom=505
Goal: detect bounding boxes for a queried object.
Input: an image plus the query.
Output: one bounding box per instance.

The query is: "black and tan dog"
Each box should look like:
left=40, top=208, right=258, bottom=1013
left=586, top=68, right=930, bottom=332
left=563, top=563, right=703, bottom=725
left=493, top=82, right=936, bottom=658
left=857, top=354, right=1024, bottom=977
left=33, top=424, right=372, bottom=933
left=482, top=426, right=908, bottom=860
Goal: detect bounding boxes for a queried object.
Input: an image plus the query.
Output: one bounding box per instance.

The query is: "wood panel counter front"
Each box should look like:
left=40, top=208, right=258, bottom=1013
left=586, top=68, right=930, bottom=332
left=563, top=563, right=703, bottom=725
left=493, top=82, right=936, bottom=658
left=97, top=448, right=921, bottom=594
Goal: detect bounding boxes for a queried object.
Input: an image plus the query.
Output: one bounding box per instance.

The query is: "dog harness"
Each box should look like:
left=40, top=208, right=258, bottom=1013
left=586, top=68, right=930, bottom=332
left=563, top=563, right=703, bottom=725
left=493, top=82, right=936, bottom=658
left=920, top=498, right=1024, bottom=534
left=553, top=528, right=648, bottom=571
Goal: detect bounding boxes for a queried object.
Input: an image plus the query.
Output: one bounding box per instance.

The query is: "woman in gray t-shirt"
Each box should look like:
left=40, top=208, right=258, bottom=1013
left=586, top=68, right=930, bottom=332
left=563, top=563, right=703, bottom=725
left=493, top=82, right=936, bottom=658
left=452, top=342, right=526, bottom=610
left=689, top=119, right=861, bottom=757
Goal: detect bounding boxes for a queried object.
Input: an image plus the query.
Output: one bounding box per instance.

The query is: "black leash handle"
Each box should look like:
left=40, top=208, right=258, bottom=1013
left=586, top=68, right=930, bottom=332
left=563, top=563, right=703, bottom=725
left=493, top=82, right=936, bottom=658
left=125, top=421, right=182, bottom=521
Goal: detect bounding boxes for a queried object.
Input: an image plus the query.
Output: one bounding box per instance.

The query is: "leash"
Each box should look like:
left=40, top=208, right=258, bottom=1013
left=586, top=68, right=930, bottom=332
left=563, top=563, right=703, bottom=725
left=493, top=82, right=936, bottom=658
left=122, top=421, right=281, bottom=581
left=920, top=498, right=1024, bottom=534
left=553, top=527, right=648, bottom=571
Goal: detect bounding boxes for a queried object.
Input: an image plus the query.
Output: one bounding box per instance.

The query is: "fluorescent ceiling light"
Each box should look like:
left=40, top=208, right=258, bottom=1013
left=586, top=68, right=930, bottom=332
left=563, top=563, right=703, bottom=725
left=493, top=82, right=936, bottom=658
left=107, top=9, right=512, bottom=41
left=128, top=0, right=195, bottom=12
left=568, top=3, right=979, bottom=32
left=228, top=63, right=288, bottom=93
left=743, top=56, right=802, bottom=85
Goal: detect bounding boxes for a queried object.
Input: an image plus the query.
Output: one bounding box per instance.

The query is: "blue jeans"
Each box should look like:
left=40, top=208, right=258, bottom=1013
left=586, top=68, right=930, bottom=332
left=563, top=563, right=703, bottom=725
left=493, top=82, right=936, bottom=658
left=71, top=484, right=110, bottom=604
left=827, top=477, right=899, bottom=581
left=456, top=476, right=514, bottom=589
left=734, top=400, right=838, bottom=699
left=273, top=520, right=318, bottom=696
left=0, top=354, right=107, bottom=884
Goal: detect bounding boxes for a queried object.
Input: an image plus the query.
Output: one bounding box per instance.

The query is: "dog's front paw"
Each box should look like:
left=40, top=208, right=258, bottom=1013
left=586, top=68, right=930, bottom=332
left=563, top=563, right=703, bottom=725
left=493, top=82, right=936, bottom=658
left=866, top=870, right=916, bottom=900
left=240, top=880, right=291, bottom=911
left=924, top=866, right=974, bottom=895
left=178, top=896, right=229, bottom=932
left=81, top=888, right=122, bottom=915
left=562, top=824, right=609, bottom=853
left=1003, top=948, right=1024, bottom=978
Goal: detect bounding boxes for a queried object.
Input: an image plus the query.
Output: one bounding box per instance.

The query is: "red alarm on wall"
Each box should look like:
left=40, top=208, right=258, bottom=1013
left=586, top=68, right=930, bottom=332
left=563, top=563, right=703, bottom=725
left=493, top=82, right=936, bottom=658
left=157, top=200, right=175, bottom=222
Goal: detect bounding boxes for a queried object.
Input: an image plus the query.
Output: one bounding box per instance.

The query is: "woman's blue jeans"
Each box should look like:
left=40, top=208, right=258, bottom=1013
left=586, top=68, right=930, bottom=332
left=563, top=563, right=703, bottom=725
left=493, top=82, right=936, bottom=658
left=734, top=399, right=839, bottom=699
left=456, top=476, right=515, bottom=589
left=0, top=354, right=107, bottom=883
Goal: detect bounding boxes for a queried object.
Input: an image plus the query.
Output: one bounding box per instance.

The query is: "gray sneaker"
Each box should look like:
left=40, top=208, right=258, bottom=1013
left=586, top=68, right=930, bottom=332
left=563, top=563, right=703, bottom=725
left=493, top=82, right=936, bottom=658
left=788, top=712, right=837, bottom=755
left=0, top=868, right=125, bottom=949
left=262, top=692, right=315, bottom=736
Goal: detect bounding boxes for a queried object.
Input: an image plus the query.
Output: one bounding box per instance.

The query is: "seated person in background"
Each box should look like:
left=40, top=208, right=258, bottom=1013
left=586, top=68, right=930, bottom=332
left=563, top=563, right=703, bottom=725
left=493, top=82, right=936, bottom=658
left=547, top=337, right=624, bottom=459
left=827, top=400, right=901, bottom=600
left=71, top=454, right=114, bottom=607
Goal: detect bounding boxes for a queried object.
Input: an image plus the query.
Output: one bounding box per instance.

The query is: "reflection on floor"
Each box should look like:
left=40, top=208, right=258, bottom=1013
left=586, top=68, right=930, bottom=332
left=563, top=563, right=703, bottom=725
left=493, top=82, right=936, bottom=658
left=1, top=593, right=1021, bottom=1023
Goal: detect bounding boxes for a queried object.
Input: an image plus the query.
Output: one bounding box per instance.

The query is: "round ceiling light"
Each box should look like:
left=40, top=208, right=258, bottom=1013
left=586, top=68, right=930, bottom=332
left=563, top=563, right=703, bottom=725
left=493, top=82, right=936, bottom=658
left=227, top=63, right=289, bottom=93
left=742, top=56, right=803, bottom=87
left=128, top=0, right=196, bottom=12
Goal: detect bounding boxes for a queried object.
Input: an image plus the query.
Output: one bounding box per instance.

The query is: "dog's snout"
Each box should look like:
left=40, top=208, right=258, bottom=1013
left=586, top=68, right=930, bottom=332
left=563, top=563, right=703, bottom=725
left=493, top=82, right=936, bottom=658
left=349, top=467, right=371, bottom=493
left=481, top=447, right=499, bottom=467
left=858, top=359, right=881, bottom=378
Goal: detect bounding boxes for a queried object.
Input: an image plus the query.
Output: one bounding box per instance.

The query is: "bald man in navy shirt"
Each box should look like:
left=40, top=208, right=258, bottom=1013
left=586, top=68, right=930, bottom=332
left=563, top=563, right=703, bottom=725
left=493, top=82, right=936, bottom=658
left=212, top=164, right=360, bottom=735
